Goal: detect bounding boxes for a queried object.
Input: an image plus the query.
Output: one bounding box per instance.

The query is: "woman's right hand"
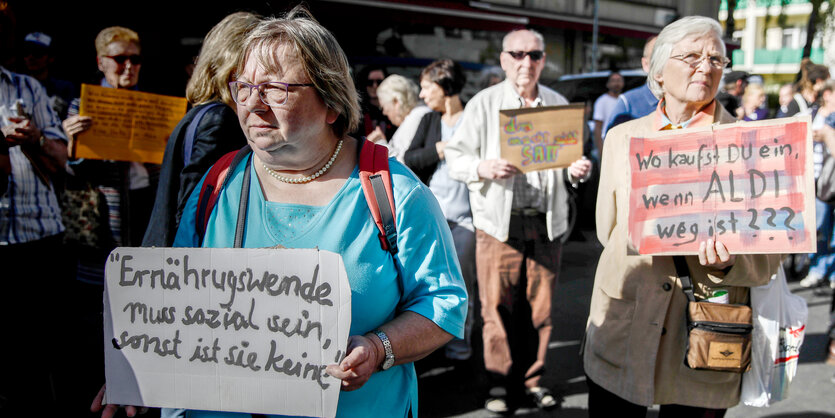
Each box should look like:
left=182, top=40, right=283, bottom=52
left=91, top=384, right=145, bottom=418
left=62, top=115, right=93, bottom=138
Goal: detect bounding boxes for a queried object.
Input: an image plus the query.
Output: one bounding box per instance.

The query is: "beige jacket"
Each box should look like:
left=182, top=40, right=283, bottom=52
left=583, top=106, right=782, bottom=408
left=445, top=80, right=570, bottom=242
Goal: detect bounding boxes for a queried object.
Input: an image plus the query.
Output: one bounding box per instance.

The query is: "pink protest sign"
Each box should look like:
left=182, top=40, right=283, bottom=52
left=628, top=116, right=815, bottom=255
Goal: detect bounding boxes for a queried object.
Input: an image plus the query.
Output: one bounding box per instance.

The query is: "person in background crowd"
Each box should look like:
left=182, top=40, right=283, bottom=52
left=783, top=61, right=829, bottom=117
left=407, top=59, right=475, bottom=362
left=604, top=36, right=658, bottom=136
left=94, top=6, right=467, bottom=417
left=800, top=80, right=835, bottom=291
left=585, top=16, right=781, bottom=417
left=357, top=65, right=395, bottom=143
left=479, top=65, right=504, bottom=90
left=60, top=26, right=158, bottom=414
left=592, top=71, right=623, bottom=156
left=445, top=28, right=592, bottom=414
left=0, top=5, right=70, bottom=414
left=375, top=74, right=430, bottom=160
left=20, top=32, right=78, bottom=120
left=776, top=83, right=795, bottom=118
left=142, top=11, right=260, bottom=247
left=716, top=70, right=748, bottom=115
left=807, top=118, right=835, bottom=380
left=739, top=82, right=768, bottom=121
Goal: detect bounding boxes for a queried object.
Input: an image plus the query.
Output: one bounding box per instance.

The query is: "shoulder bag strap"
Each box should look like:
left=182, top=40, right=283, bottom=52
left=673, top=255, right=696, bottom=303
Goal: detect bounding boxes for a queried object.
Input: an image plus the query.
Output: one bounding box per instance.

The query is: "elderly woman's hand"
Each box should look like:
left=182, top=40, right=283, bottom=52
left=62, top=115, right=93, bottom=138
left=366, top=126, right=386, bottom=145
left=325, top=334, right=381, bottom=392
left=90, top=384, right=147, bottom=418
left=697, top=238, right=735, bottom=270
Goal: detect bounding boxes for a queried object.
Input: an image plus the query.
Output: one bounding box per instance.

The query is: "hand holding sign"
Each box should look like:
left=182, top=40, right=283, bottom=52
left=478, top=158, right=520, bottom=179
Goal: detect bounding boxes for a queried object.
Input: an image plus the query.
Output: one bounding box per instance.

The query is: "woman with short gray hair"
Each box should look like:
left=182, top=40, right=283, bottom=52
left=584, top=15, right=781, bottom=417
left=376, top=74, right=431, bottom=161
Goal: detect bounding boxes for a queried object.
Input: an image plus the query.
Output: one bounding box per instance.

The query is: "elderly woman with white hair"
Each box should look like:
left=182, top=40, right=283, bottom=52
left=583, top=16, right=781, bottom=417
left=375, top=74, right=431, bottom=161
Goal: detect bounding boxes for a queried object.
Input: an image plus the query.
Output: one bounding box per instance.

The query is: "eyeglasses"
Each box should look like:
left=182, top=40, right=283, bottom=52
left=504, top=50, right=545, bottom=61
left=669, top=52, right=729, bottom=70
left=229, top=80, right=315, bottom=107
left=104, top=54, right=142, bottom=65
left=366, top=78, right=384, bottom=87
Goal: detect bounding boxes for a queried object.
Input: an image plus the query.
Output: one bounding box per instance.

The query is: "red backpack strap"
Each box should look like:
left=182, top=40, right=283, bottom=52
left=358, top=140, right=397, bottom=254
left=196, top=146, right=251, bottom=244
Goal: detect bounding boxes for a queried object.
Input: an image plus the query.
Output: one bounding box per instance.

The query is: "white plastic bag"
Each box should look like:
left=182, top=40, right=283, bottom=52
left=741, top=266, right=808, bottom=407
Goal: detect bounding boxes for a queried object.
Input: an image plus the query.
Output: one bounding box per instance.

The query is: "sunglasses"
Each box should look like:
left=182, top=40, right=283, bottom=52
left=104, top=54, right=142, bottom=65
left=366, top=78, right=384, bottom=87
left=504, top=50, right=545, bottom=61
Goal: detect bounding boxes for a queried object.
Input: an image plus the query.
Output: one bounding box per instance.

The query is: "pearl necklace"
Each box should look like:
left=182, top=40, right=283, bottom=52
left=262, top=139, right=343, bottom=184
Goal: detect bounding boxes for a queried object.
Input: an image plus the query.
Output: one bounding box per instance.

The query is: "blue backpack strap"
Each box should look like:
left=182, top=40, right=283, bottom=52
left=183, top=102, right=223, bottom=166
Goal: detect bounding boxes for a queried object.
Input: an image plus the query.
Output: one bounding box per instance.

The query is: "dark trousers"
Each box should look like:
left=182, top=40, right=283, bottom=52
left=0, top=234, right=70, bottom=414
left=587, top=375, right=727, bottom=418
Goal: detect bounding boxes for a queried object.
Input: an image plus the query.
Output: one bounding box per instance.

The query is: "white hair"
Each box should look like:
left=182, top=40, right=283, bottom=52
left=647, top=16, right=725, bottom=99
left=376, top=74, right=419, bottom=119
left=502, top=28, right=545, bottom=51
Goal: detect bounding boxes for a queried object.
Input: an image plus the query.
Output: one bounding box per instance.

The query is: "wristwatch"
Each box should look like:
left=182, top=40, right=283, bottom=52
left=373, top=329, right=395, bottom=370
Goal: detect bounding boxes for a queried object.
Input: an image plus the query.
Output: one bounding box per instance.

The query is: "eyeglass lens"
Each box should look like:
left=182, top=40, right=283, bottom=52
left=230, top=81, right=288, bottom=106
left=506, top=50, right=544, bottom=61
left=107, top=54, right=142, bottom=65
left=677, top=53, right=727, bottom=69
left=367, top=78, right=383, bottom=87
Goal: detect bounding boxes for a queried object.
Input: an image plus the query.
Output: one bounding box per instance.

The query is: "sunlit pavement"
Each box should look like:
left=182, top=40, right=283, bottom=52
left=418, top=231, right=835, bottom=417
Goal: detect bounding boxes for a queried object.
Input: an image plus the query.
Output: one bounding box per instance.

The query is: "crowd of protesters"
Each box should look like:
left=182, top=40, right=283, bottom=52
left=1, top=2, right=834, bottom=418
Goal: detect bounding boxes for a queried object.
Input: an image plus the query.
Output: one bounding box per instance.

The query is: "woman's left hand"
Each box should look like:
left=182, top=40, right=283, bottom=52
left=697, top=238, right=735, bottom=270
left=325, top=334, right=380, bottom=392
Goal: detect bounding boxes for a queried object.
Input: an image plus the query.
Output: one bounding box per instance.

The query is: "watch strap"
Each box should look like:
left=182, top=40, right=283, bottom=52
left=373, top=329, right=394, bottom=370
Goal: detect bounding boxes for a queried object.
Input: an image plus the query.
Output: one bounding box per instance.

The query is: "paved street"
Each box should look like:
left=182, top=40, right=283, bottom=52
left=417, top=231, right=835, bottom=417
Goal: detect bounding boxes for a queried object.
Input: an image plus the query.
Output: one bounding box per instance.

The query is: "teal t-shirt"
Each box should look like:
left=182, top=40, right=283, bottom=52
left=171, top=152, right=467, bottom=418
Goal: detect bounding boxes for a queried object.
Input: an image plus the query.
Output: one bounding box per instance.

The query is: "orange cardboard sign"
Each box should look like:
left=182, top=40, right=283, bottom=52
left=73, top=84, right=187, bottom=163
left=499, top=104, right=584, bottom=172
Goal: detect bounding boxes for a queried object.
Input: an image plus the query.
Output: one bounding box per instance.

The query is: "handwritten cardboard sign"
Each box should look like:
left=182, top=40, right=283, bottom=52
left=103, top=247, right=351, bottom=418
left=73, top=84, right=187, bottom=164
left=628, top=116, right=815, bottom=255
left=499, top=104, right=584, bottom=172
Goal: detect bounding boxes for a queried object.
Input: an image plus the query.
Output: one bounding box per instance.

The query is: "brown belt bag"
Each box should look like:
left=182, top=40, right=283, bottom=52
left=674, top=256, right=753, bottom=373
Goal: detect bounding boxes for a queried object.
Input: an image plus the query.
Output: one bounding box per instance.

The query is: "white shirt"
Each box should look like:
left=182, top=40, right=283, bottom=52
left=387, top=105, right=432, bottom=163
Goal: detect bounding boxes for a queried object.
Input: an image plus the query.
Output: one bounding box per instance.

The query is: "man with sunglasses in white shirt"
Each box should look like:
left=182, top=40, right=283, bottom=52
left=446, top=28, right=592, bottom=414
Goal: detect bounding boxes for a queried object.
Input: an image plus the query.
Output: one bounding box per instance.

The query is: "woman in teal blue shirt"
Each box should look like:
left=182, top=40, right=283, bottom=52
left=93, top=6, right=466, bottom=418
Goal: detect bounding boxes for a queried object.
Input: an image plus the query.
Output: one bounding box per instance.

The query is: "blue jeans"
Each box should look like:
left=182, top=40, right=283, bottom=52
left=809, top=198, right=835, bottom=282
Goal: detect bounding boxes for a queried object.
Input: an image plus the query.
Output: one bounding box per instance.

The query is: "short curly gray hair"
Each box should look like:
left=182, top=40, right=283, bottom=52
left=376, top=75, right=419, bottom=120
left=647, top=16, right=725, bottom=99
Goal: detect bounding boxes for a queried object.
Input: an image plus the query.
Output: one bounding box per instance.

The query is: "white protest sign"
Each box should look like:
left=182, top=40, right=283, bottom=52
left=103, top=247, right=351, bottom=418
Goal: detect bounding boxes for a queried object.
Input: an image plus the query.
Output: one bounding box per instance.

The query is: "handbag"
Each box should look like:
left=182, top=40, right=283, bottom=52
left=816, top=150, right=835, bottom=204
left=61, top=174, right=111, bottom=248
left=741, top=266, right=808, bottom=407
left=674, top=256, right=753, bottom=373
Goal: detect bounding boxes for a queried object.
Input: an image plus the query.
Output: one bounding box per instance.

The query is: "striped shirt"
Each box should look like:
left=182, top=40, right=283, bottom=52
left=0, top=66, right=68, bottom=244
